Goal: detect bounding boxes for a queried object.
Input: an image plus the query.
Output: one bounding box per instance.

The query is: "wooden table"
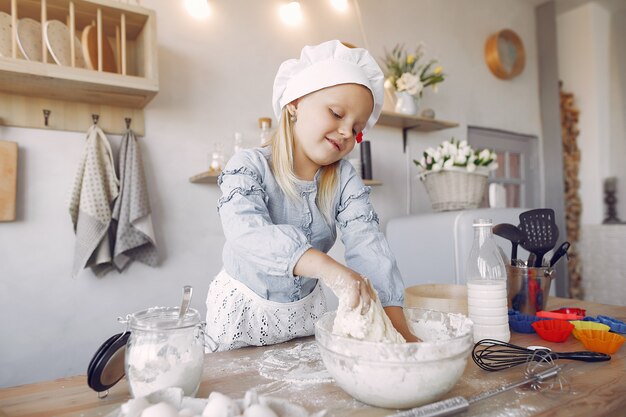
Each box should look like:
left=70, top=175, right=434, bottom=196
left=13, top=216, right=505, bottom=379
left=1, top=297, right=625, bottom=417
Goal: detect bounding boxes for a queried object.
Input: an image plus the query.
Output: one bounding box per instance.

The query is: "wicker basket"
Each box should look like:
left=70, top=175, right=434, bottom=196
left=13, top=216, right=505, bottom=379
left=420, top=168, right=488, bottom=212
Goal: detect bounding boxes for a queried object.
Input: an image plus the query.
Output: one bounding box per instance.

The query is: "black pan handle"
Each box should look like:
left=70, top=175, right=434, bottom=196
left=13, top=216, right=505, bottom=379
left=553, top=351, right=611, bottom=362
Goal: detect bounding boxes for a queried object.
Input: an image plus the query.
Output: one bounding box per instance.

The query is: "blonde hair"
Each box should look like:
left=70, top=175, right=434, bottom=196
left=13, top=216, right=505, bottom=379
left=267, top=108, right=339, bottom=226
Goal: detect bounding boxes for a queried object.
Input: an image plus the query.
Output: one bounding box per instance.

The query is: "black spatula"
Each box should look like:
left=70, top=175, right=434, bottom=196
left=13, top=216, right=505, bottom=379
left=493, top=223, right=526, bottom=266
left=518, top=209, right=559, bottom=267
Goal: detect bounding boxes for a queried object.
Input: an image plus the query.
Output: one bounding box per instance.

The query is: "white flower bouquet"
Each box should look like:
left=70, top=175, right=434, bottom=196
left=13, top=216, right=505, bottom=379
left=414, top=138, right=498, bottom=211
left=381, top=44, right=445, bottom=98
left=414, top=138, right=498, bottom=174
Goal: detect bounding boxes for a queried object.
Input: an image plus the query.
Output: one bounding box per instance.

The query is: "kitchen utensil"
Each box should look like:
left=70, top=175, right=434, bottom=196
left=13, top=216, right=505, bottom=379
left=536, top=309, right=584, bottom=321
left=532, top=320, right=574, bottom=343
left=0, top=140, right=18, bottom=221
left=508, top=311, right=547, bottom=334
left=16, top=17, right=44, bottom=61
left=390, top=364, right=563, bottom=417
left=315, top=308, right=473, bottom=409
left=506, top=264, right=554, bottom=315
left=404, top=284, right=468, bottom=315
left=81, top=23, right=117, bottom=72
left=573, top=329, right=625, bottom=355
left=44, top=20, right=86, bottom=68
left=596, top=315, right=626, bottom=333
left=518, top=208, right=559, bottom=267
left=570, top=320, right=610, bottom=333
left=549, top=241, right=570, bottom=267
left=178, top=285, right=192, bottom=320
left=493, top=223, right=526, bottom=266
left=472, top=339, right=610, bottom=372
left=0, top=12, right=13, bottom=58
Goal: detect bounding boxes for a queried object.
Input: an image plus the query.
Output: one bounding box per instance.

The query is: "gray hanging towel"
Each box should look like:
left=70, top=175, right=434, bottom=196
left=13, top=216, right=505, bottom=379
left=68, top=125, right=119, bottom=277
left=111, top=128, right=158, bottom=271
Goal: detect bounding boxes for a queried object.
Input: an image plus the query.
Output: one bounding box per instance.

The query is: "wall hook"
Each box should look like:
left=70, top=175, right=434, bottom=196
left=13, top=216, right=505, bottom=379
left=43, top=109, right=51, bottom=127
left=125, top=117, right=132, bottom=130
left=92, top=114, right=100, bottom=125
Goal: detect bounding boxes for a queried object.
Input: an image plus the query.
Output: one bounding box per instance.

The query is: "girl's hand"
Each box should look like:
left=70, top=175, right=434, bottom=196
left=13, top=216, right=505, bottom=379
left=294, top=248, right=374, bottom=314
left=326, top=271, right=376, bottom=314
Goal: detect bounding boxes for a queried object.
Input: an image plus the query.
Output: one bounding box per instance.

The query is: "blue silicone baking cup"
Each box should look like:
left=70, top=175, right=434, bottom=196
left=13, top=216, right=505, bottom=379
left=597, top=315, right=626, bottom=334
left=509, top=313, right=548, bottom=334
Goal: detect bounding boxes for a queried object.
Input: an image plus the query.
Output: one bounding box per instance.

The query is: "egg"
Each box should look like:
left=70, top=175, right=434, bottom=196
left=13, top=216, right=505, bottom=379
left=121, top=397, right=151, bottom=417
left=202, top=392, right=241, bottom=417
left=141, top=402, right=179, bottom=417
left=178, top=408, right=196, bottom=417
left=243, top=404, right=278, bottom=417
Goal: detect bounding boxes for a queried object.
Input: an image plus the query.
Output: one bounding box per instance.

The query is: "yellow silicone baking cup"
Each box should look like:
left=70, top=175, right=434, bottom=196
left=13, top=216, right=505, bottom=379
left=573, top=329, right=625, bottom=354
left=570, top=320, right=610, bottom=335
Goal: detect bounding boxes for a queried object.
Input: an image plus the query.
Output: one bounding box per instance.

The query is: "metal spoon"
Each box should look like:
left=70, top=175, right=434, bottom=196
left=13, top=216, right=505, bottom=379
left=493, top=223, right=526, bottom=266
left=178, top=285, right=193, bottom=320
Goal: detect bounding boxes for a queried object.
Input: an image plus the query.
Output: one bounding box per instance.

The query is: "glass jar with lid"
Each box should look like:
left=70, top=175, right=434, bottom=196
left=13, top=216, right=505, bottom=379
left=124, top=306, right=207, bottom=397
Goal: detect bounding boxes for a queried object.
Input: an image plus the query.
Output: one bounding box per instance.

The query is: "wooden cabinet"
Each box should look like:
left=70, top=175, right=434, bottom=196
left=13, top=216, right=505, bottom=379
left=0, top=0, right=158, bottom=135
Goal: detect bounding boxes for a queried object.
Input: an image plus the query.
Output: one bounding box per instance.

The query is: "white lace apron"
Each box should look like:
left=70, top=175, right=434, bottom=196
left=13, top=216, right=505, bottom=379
left=205, top=270, right=327, bottom=352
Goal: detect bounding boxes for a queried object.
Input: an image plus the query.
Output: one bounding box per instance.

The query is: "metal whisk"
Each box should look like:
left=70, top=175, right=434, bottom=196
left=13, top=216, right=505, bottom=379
left=472, top=339, right=611, bottom=372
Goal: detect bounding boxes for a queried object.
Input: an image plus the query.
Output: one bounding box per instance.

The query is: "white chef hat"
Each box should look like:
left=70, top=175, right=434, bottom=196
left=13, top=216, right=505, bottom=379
left=272, top=40, right=384, bottom=133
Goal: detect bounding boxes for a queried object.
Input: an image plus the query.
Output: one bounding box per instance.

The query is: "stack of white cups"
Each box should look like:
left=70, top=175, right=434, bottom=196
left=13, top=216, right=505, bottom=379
left=467, top=279, right=510, bottom=343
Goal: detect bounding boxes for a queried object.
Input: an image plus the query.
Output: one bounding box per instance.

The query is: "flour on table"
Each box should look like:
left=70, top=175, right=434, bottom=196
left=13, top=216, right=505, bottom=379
left=332, top=287, right=405, bottom=343
left=258, top=342, right=332, bottom=384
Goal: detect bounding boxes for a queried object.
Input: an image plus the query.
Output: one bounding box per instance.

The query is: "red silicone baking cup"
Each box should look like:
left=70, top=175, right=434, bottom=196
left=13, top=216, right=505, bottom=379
left=552, top=307, right=586, bottom=316
left=536, top=310, right=584, bottom=321
left=574, top=329, right=625, bottom=354
left=532, top=319, right=574, bottom=343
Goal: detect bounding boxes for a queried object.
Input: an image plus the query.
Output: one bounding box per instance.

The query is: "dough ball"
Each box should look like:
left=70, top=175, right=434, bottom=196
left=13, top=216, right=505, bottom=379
left=121, top=397, right=151, bottom=417
left=202, top=392, right=241, bottom=417
left=141, top=402, right=179, bottom=417
left=243, top=404, right=278, bottom=417
left=178, top=408, right=196, bottom=417
left=243, top=390, right=259, bottom=409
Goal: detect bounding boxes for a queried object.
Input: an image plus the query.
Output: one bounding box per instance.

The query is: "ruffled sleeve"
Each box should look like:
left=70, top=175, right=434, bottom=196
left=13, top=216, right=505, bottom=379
left=217, top=150, right=312, bottom=278
left=335, top=161, right=405, bottom=307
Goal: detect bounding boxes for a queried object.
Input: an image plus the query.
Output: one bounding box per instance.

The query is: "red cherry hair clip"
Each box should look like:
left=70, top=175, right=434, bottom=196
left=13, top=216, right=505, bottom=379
left=356, top=132, right=363, bottom=143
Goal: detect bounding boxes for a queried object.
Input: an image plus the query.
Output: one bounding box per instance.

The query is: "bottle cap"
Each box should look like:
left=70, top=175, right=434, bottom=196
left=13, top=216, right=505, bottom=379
left=258, top=117, right=272, bottom=129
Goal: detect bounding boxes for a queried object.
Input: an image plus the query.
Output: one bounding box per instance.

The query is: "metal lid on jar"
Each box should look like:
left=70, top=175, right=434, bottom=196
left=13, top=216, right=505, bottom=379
left=87, top=331, right=130, bottom=394
left=128, top=306, right=201, bottom=331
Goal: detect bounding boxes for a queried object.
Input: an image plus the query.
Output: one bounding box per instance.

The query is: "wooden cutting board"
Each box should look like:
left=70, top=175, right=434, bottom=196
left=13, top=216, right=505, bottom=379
left=0, top=140, right=17, bottom=222
left=81, top=24, right=117, bottom=73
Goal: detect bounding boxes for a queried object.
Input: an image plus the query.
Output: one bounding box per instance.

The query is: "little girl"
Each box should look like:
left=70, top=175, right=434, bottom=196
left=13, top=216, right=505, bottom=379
left=206, top=40, right=417, bottom=351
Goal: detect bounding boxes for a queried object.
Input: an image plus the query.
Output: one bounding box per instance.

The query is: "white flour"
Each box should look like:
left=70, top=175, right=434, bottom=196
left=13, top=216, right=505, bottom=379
left=126, top=331, right=204, bottom=397
left=331, top=284, right=405, bottom=343
left=317, top=310, right=474, bottom=409
left=258, top=342, right=332, bottom=384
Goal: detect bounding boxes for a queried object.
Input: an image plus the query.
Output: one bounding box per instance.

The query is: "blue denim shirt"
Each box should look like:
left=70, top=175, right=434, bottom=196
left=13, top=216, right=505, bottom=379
left=217, top=147, right=404, bottom=307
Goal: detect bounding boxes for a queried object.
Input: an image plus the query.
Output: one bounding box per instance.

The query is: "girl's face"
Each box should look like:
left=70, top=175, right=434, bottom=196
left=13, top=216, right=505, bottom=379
left=288, top=83, right=374, bottom=178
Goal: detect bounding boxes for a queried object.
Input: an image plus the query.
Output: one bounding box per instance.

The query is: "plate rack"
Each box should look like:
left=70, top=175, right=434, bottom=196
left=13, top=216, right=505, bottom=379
left=0, top=0, right=158, bottom=135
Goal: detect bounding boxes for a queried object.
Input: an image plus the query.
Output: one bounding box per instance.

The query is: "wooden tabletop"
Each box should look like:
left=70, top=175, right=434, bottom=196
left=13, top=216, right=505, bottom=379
left=1, top=297, right=625, bottom=417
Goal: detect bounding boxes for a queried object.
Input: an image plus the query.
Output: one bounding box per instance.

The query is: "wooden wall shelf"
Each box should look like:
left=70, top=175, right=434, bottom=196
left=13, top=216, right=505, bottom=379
left=0, top=0, right=158, bottom=135
left=190, top=171, right=219, bottom=184
left=377, top=111, right=459, bottom=152
left=190, top=172, right=382, bottom=187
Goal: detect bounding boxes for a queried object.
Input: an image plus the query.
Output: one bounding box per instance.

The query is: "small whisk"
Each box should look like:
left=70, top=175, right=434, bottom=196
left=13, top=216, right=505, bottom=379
left=472, top=339, right=611, bottom=372
left=391, top=360, right=566, bottom=417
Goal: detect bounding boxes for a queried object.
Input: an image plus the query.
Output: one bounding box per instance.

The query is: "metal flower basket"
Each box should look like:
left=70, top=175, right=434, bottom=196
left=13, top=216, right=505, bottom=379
left=420, top=167, right=489, bottom=212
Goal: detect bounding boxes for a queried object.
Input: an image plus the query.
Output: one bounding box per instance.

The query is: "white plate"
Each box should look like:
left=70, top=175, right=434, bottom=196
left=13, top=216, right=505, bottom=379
left=16, top=17, right=42, bottom=61
left=0, top=11, right=14, bottom=58
left=44, top=20, right=85, bottom=67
